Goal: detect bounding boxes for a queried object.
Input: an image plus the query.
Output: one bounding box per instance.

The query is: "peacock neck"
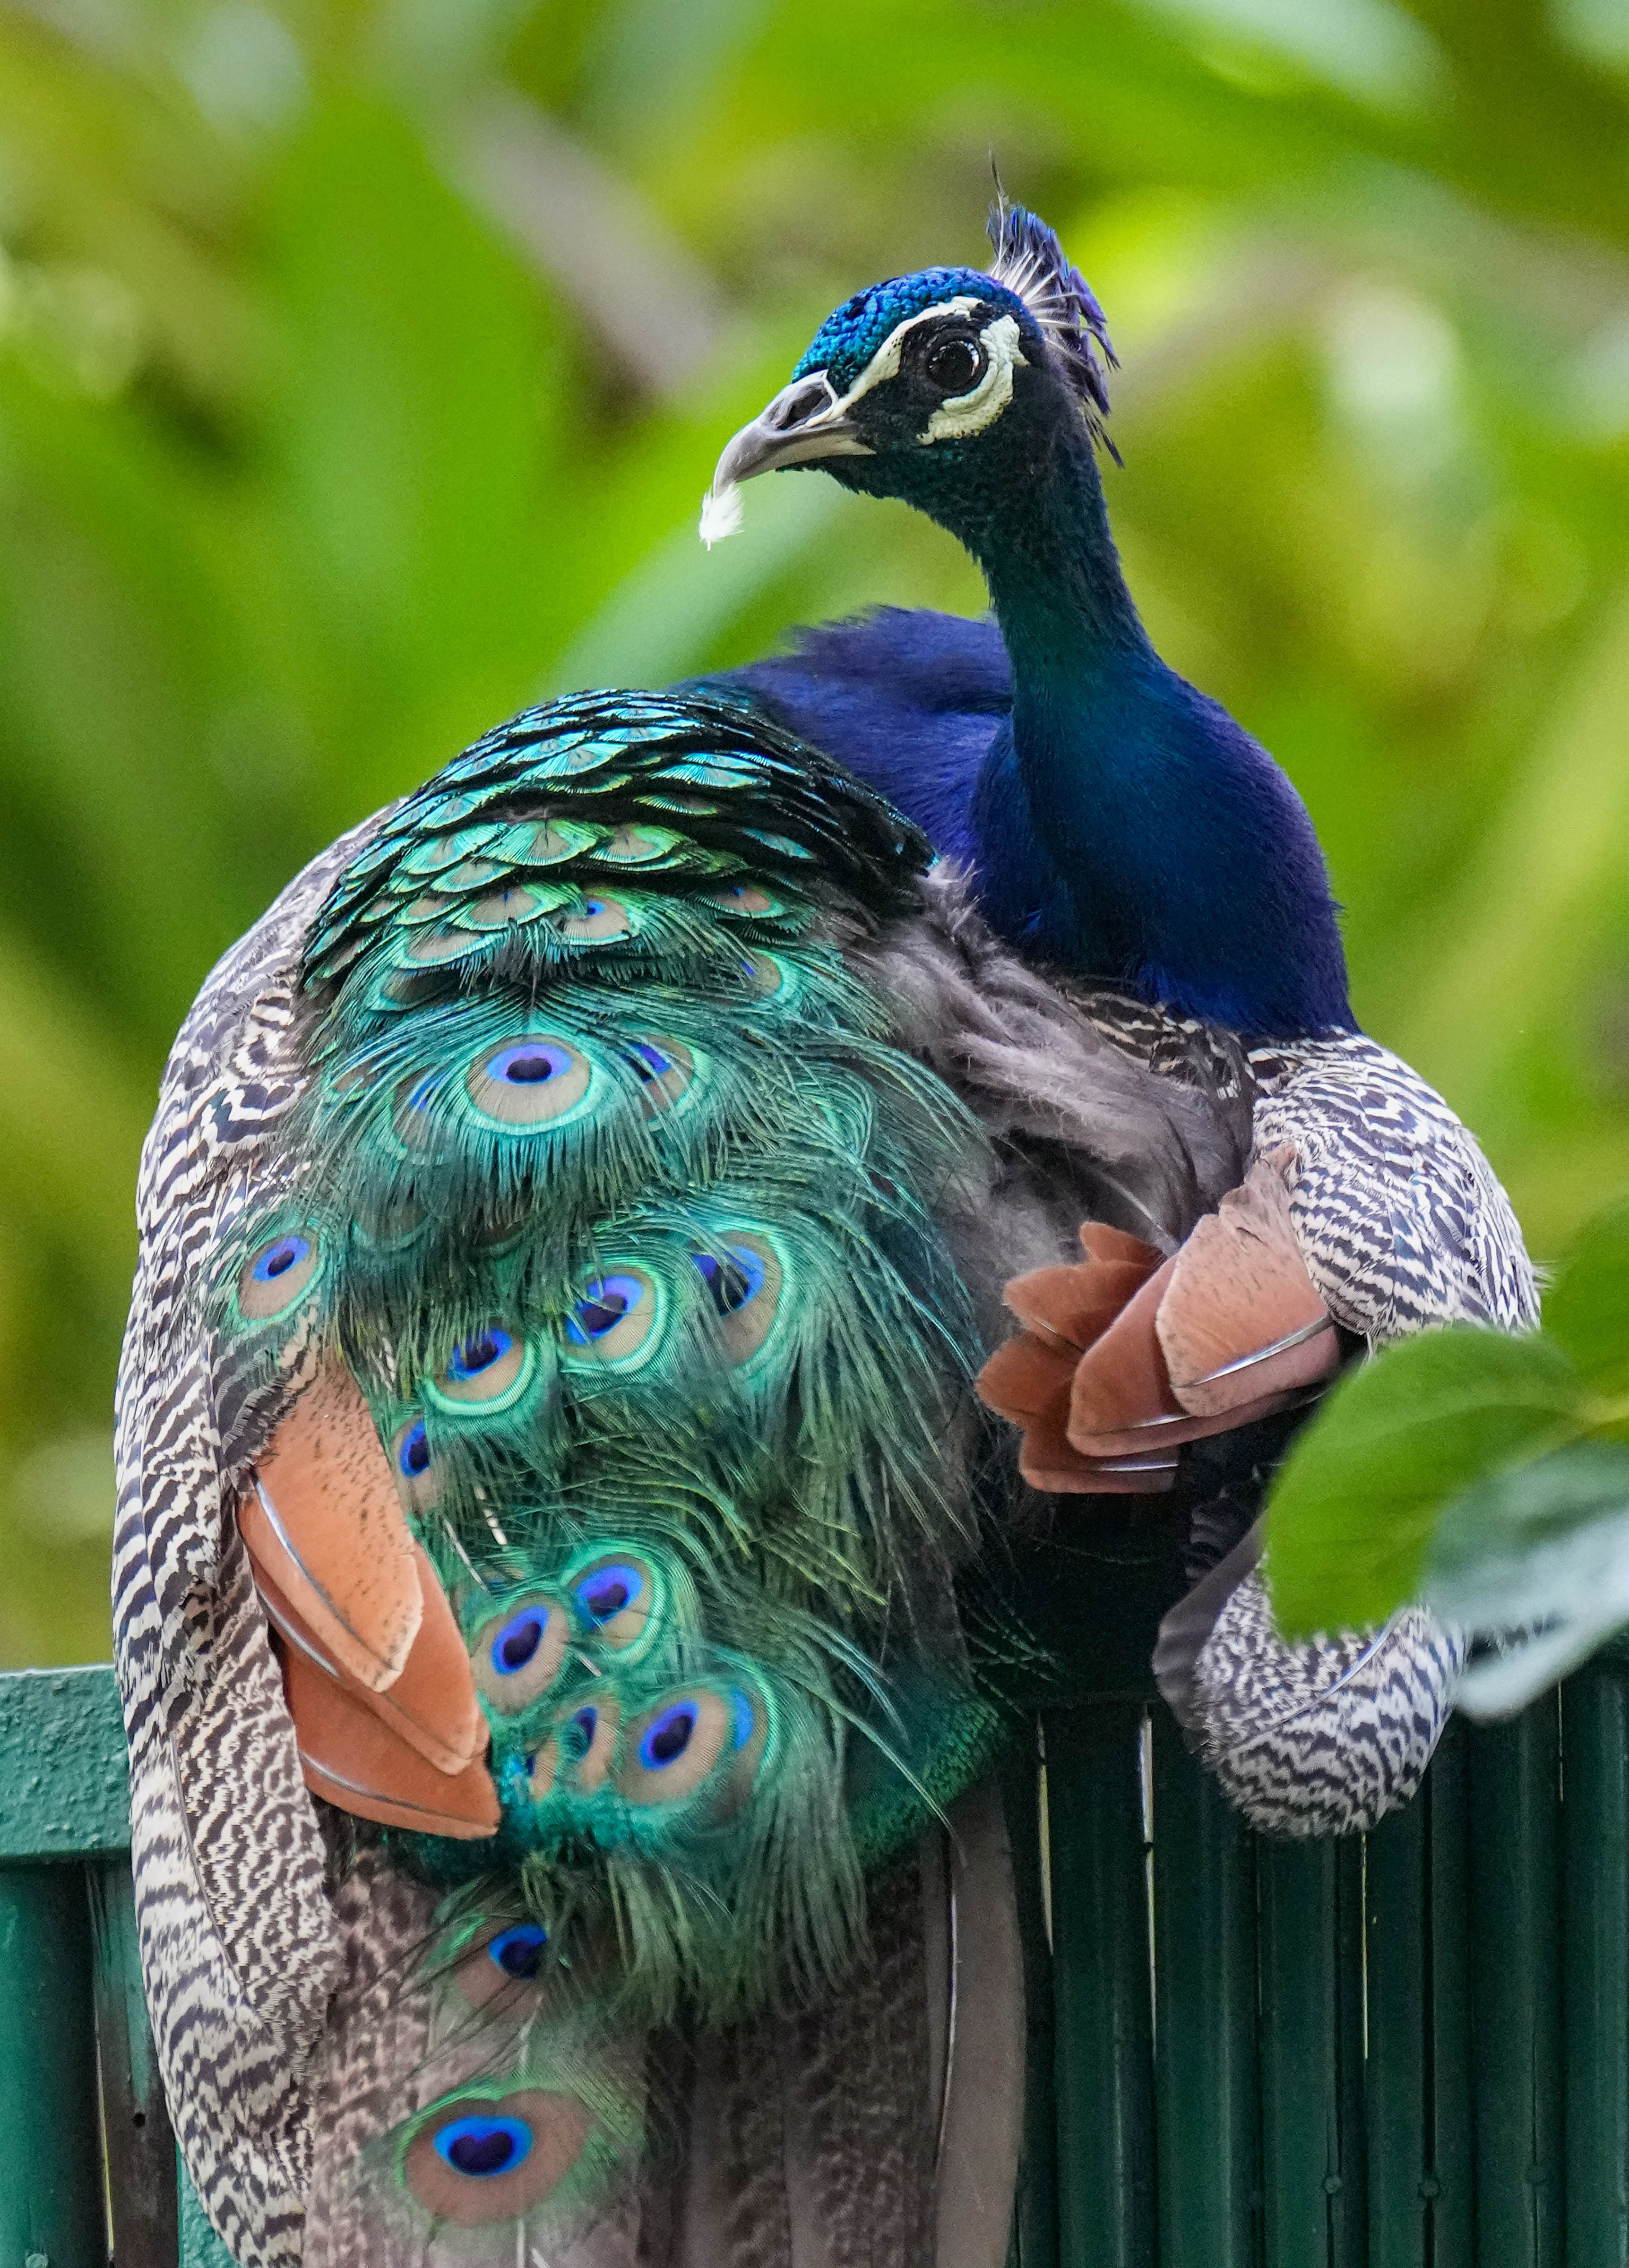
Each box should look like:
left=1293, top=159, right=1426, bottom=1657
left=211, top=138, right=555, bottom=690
left=972, top=427, right=1149, bottom=673
left=954, top=419, right=1354, bottom=1042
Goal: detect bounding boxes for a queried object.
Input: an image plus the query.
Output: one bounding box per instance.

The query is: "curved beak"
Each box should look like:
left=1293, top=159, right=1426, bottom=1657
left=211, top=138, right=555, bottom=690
left=701, top=371, right=871, bottom=544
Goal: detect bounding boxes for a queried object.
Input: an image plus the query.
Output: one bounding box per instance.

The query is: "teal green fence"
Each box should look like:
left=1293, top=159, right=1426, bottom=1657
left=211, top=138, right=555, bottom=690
left=1, top=1657, right=1625, bottom=2265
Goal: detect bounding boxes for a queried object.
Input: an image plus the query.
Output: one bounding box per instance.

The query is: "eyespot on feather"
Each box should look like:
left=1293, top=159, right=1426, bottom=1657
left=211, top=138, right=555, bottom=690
left=704, top=884, right=780, bottom=917
left=389, top=1417, right=441, bottom=1514
left=741, top=952, right=786, bottom=997
left=522, top=1732, right=561, bottom=1802
left=457, top=885, right=550, bottom=931
left=560, top=1268, right=662, bottom=1369
left=712, top=1683, right=769, bottom=1822
left=690, top=1233, right=782, bottom=1366
left=308, top=936, right=364, bottom=985
left=400, top=891, right=459, bottom=928
left=628, top=1037, right=695, bottom=1115
left=561, top=1693, right=620, bottom=1791
left=237, top=1228, right=323, bottom=1322
left=600, top=824, right=679, bottom=865
left=352, top=1198, right=428, bottom=1253
left=554, top=895, right=632, bottom=942
left=570, top=1555, right=655, bottom=1652
left=472, top=1594, right=569, bottom=1714
left=436, top=858, right=504, bottom=893
left=448, top=1919, right=550, bottom=2014
left=405, top=923, right=479, bottom=966
left=617, top=1688, right=731, bottom=1807
left=465, top=1037, right=593, bottom=1128
left=426, top=1326, right=534, bottom=1413
left=401, top=2090, right=590, bottom=2227
left=508, top=817, right=596, bottom=865
left=392, top=1071, right=443, bottom=1151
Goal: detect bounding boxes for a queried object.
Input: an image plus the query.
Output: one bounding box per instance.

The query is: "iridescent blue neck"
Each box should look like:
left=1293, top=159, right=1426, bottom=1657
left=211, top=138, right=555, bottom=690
left=955, top=419, right=1354, bottom=1041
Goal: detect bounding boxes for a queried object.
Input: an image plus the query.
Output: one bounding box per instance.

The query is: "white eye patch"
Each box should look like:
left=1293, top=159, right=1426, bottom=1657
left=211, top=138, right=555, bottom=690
left=919, top=314, right=1025, bottom=443
left=829, top=295, right=988, bottom=416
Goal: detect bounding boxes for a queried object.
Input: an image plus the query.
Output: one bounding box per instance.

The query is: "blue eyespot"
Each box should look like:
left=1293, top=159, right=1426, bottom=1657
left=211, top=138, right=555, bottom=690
left=639, top=1701, right=698, bottom=1771
left=487, top=1040, right=571, bottom=1087
left=565, top=1274, right=645, bottom=1345
left=405, top=1074, right=438, bottom=1113
left=252, top=1235, right=310, bottom=1284
left=449, top=1328, right=512, bottom=1381
left=730, top=1689, right=755, bottom=1750
left=583, top=898, right=606, bottom=917
left=487, top=1923, right=547, bottom=1981
left=398, top=1421, right=430, bottom=1478
left=575, top=1564, right=642, bottom=1627
left=567, top=1705, right=598, bottom=1758
left=692, top=1244, right=766, bottom=1316
left=629, top=1042, right=671, bottom=1079
left=491, top=1608, right=548, bottom=1675
left=433, top=2113, right=534, bottom=2179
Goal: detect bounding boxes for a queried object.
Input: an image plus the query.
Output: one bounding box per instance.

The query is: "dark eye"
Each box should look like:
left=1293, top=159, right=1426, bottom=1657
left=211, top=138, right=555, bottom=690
left=925, top=334, right=984, bottom=395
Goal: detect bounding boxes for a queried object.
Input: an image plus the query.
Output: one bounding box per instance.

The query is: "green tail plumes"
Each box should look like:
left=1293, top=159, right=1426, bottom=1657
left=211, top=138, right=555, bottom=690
left=210, top=692, right=1005, bottom=2229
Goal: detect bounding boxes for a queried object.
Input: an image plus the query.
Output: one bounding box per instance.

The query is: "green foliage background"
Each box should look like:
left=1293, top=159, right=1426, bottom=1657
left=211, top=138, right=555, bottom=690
left=4, top=0, right=1629, bottom=1665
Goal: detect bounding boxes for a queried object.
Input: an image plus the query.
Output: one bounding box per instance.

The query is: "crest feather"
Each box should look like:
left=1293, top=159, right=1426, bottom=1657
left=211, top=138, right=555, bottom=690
left=987, top=198, right=1120, bottom=461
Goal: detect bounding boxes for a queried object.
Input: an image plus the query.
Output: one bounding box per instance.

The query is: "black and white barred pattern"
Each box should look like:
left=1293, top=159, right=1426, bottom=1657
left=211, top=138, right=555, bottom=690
left=1104, top=1018, right=1535, bottom=1835
left=113, top=823, right=385, bottom=2263
left=1248, top=1032, right=1538, bottom=1339
left=1192, top=1568, right=1467, bottom=1837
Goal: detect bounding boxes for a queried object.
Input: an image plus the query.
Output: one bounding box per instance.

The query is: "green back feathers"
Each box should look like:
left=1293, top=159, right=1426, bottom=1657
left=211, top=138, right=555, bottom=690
left=211, top=690, right=1001, bottom=2055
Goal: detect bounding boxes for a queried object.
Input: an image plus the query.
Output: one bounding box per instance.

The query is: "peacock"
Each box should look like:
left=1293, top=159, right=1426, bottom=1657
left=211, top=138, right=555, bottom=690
left=114, top=678, right=1296, bottom=2262
left=113, top=206, right=1531, bottom=2267
left=698, top=200, right=1538, bottom=1822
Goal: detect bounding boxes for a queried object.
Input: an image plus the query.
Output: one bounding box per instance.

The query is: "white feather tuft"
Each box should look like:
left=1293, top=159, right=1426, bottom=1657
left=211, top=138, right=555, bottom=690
left=699, top=483, right=744, bottom=547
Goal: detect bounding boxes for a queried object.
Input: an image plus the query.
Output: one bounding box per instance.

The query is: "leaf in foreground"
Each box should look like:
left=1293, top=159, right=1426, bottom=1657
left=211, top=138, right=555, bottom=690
left=1424, top=1442, right=1629, bottom=1718
left=1265, top=1326, right=1581, bottom=1640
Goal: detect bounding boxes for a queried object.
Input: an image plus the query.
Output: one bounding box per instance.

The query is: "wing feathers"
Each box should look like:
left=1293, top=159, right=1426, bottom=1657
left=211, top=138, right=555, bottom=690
left=242, top=1363, right=423, bottom=1690
left=1156, top=1152, right=1337, bottom=1416
left=978, top=1156, right=1340, bottom=1488
left=282, top=1648, right=499, bottom=1838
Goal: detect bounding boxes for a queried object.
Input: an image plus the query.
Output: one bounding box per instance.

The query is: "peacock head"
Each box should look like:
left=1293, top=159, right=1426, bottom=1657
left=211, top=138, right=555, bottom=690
left=703, top=201, right=1116, bottom=554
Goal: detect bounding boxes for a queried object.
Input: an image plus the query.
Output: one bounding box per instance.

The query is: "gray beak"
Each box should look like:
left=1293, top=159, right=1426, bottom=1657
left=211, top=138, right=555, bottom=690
left=710, top=371, right=872, bottom=491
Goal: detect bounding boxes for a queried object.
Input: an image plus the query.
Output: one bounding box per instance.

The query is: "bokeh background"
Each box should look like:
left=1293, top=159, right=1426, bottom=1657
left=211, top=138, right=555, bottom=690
left=3, top=0, right=1628, bottom=1664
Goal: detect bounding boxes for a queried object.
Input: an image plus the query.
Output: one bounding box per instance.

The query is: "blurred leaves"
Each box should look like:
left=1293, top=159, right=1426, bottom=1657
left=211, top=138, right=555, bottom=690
left=2, top=0, right=1629, bottom=1661
left=1266, top=1196, right=1629, bottom=1711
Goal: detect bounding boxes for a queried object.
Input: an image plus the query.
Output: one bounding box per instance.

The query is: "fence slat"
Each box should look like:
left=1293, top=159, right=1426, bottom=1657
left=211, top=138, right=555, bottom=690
left=1560, top=1663, right=1629, bottom=2267
left=0, top=1864, right=107, bottom=2267
left=1364, top=1719, right=1473, bottom=2268
left=1150, top=1711, right=1258, bottom=2268
left=1044, top=1705, right=1155, bottom=2268
left=999, top=1733, right=1060, bottom=2268
left=1469, top=1699, right=1563, bottom=2268
left=1257, top=1837, right=1366, bottom=2267
left=89, top=1856, right=180, bottom=2268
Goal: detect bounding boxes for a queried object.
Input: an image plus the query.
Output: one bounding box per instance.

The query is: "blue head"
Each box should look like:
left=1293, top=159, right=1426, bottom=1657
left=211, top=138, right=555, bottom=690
left=705, top=204, right=1118, bottom=564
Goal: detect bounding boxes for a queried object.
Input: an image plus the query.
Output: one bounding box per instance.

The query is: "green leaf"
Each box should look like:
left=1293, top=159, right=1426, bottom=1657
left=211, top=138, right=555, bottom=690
left=1541, top=1196, right=1629, bottom=1392
left=1265, top=1326, right=1582, bottom=1638
left=1425, top=1443, right=1629, bottom=1718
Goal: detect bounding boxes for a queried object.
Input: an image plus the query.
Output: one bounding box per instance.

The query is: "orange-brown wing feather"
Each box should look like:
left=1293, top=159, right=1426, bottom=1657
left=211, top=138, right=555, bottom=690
left=241, top=1362, right=423, bottom=1691
left=281, top=1645, right=499, bottom=1840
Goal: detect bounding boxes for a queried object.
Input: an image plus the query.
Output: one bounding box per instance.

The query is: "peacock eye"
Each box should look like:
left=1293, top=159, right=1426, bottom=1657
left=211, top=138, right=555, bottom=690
left=487, top=1922, right=547, bottom=1980
left=925, top=334, right=984, bottom=396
